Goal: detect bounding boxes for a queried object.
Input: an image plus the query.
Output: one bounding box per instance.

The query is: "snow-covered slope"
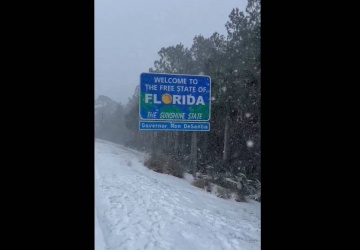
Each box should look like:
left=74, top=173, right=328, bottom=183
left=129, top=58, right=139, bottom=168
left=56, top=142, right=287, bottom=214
left=95, top=139, right=260, bottom=250
left=95, top=206, right=107, bottom=250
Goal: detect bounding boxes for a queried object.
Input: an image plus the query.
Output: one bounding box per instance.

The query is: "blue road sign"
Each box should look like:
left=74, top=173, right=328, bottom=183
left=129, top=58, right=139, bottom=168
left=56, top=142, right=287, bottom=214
left=139, top=73, right=211, bottom=121
left=139, top=121, right=210, bottom=131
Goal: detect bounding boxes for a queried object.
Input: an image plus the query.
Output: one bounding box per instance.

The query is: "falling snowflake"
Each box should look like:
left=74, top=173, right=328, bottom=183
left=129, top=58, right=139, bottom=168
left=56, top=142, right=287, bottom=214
left=199, top=71, right=204, bottom=75
left=245, top=113, right=251, bottom=118
left=246, top=140, right=254, bottom=148
left=221, top=86, right=227, bottom=92
left=211, top=96, right=216, bottom=101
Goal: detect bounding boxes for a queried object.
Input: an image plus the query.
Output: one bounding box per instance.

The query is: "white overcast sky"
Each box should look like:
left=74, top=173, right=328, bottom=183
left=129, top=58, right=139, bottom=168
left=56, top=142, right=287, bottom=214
left=95, top=0, right=246, bottom=104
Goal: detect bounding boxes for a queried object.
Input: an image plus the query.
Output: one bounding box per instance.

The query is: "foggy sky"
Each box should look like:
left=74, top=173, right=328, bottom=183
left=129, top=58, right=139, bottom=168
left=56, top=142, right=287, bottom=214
left=95, top=0, right=246, bottom=105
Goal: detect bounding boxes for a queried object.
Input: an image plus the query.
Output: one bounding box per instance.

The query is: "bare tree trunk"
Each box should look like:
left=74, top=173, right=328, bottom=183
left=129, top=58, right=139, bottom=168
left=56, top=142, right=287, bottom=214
left=147, top=131, right=152, bottom=150
left=202, top=132, right=208, bottom=154
left=191, top=131, right=197, bottom=178
left=174, top=131, right=179, bottom=155
left=180, top=131, right=185, bottom=155
left=165, top=131, right=173, bottom=154
left=223, top=114, right=230, bottom=170
left=199, top=132, right=208, bottom=172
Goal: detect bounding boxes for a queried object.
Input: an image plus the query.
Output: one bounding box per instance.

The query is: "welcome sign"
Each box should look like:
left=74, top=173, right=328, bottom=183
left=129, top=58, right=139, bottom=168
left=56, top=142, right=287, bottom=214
left=139, top=73, right=211, bottom=121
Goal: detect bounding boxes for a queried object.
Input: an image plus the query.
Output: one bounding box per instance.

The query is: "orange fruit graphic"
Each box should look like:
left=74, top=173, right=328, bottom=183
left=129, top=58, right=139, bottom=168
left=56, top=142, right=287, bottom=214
left=162, top=93, right=172, bottom=104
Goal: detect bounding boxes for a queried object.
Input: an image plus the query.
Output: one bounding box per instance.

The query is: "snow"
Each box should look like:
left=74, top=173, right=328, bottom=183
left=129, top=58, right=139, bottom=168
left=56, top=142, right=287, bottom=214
left=225, top=177, right=239, bottom=184
left=95, top=139, right=260, bottom=250
left=95, top=207, right=107, bottom=250
left=246, top=140, right=254, bottom=148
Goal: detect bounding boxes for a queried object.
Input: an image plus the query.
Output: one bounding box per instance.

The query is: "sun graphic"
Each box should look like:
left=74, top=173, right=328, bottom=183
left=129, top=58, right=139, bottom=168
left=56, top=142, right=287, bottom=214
left=162, top=93, right=172, bottom=104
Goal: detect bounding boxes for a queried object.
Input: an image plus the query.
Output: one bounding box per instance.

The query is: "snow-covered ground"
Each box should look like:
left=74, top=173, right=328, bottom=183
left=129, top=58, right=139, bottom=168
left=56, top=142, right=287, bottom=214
left=95, top=206, right=107, bottom=250
left=95, top=139, right=260, bottom=250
